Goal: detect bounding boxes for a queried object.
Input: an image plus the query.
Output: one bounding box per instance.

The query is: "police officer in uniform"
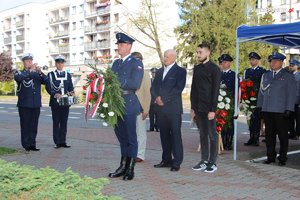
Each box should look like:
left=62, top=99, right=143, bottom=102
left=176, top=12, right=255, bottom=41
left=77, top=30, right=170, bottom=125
left=257, top=53, right=296, bottom=166
left=14, top=53, right=48, bottom=151
left=244, top=52, right=266, bottom=146
left=109, top=33, right=143, bottom=181
left=220, top=54, right=236, bottom=150
left=46, top=55, right=74, bottom=148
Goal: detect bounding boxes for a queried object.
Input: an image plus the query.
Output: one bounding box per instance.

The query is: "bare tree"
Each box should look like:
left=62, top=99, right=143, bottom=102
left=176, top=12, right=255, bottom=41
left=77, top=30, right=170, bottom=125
left=116, top=0, right=164, bottom=66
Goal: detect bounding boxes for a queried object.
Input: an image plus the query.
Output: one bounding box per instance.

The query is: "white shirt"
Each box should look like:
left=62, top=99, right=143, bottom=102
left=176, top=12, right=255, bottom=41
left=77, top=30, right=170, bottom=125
left=121, top=54, right=131, bottom=63
left=163, top=62, right=175, bottom=80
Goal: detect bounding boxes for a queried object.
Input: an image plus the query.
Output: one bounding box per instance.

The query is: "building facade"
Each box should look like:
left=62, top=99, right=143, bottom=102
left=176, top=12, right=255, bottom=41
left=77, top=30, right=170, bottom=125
left=0, top=0, right=179, bottom=89
left=255, top=0, right=300, bottom=58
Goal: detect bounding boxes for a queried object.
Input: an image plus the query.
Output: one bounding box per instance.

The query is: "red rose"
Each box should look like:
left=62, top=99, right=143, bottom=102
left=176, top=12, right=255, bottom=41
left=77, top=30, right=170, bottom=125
left=246, top=80, right=254, bottom=87
left=216, top=110, right=220, bottom=115
left=220, top=110, right=228, bottom=118
left=241, top=87, right=246, bottom=93
left=216, top=126, right=222, bottom=133
left=240, top=81, right=247, bottom=88
left=82, top=85, right=86, bottom=90
left=250, top=90, right=256, bottom=97
left=219, top=119, right=226, bottom=125
left=88, top=73, right=95, bottom=79
left=242, top=93, right=249, bottom=100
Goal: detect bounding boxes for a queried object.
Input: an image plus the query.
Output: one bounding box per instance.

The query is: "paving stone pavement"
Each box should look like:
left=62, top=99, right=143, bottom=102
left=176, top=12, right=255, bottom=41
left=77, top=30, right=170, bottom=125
left=0, top=121, right=300, bottom=200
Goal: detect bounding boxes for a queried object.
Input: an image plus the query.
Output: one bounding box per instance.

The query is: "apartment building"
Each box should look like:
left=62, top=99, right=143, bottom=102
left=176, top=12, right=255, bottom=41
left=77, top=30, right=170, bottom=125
left=0, top=0, right=179, bottom=87
left=255, top=0, right=300, bottom=57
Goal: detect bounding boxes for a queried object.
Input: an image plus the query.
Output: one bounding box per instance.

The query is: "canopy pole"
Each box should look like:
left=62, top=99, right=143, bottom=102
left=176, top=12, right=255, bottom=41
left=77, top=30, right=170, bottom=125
left=234, top=35, right=240, bottom=161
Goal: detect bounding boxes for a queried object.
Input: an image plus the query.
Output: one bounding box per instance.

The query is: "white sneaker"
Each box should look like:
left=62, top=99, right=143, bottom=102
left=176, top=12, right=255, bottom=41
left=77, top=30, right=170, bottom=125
left=204, top=163, right=217, bottom=173
left=192, top=160, right=208, bottom=171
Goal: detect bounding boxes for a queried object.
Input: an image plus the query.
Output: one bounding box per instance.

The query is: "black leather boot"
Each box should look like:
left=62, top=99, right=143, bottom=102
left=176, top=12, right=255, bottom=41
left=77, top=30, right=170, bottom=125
left=227, top=135, right=233, bottom=150
left=108, top=156, right=127, bottom=178
left=123, top=157, right=135, bottom=181
left=244, top=132, right=253, bottom=146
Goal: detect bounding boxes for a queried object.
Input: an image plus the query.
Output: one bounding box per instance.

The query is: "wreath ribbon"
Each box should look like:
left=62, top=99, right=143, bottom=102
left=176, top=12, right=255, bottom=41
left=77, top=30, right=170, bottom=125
left=85, top=75, right=105, bottom=122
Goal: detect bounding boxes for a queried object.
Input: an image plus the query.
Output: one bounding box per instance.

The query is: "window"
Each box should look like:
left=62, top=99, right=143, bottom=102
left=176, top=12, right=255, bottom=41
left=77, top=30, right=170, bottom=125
left=79, top=4, right=84, bottom=13
left=79, top=52, right=84, bottom=61
left=267, top=0, right=272, bottom=7
left=79, top=37, right=84, bottom=45
left=80, top=20, right=84, bottom=29
left=114, top=13, right=119, bottom=23
left=72, top=6, right=76, bottom=15
left=280, top=12, right=287, bottom=21
left=281, top=0, right=286, bottom=5
left=72, top=22, right=76, bottom=30
left=297, top=10, right=300, bottom=19
left=72, top=37, right=76, bottom=46
left=72, top=53, right=76, bottom=61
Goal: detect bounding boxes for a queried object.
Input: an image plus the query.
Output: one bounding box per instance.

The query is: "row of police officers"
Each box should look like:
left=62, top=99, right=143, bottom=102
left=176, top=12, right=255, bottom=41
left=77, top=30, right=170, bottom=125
left=14, top=54, right=74, bottom=151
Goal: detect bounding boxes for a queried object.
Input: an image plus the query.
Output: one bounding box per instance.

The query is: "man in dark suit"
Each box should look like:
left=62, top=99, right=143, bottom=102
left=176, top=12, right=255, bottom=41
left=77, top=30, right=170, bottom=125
left=151, top=49, right=186, bottom=172
left=257, top=53, right=296, bottom=166
left=109, top=32, right=144, bottom=181
left=244, top=52, right=266, bottom=146
left=190, top=43, right=221, bottom=173
left=220, top=54, right=236, bottom=150
left=46, top=55, right=74, bottom=149
left=14, top=53, right=48, bottom=151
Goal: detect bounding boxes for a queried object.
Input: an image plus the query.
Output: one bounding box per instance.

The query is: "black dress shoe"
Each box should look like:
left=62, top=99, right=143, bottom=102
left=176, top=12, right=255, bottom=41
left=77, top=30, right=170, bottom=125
left=147, top=128, right=154, bottom=132
left=263, top=160, right=275, bottom=164
left=61, top=143, right=71, bottom=148
left=155, top=128, right=159, bottom=132
left=278, top=161, right=286, bottom=166
left=30, top=146, right=40, bottom=151
left=170, top=166, right=180, bottom=171
left=24, top=147, right=31, bottom=151
left=154, top=161, right=171, bottom=168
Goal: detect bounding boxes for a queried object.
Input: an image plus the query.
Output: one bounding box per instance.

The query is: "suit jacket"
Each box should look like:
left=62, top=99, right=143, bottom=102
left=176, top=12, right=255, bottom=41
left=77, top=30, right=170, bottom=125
left=293, top=71, right=300, bottom=104
left=150, top=63, right=186, bottom=114
left=136, top=71, right=151, bottom=113
left=190, top=60, right=221, bottom=113
left=14, top=69, right=48, bottom=108
left=112, top=55, right=144, bottom=115
left=257, top=69, right=296, bottom=113
left=46, top=70, right=74, bottom=107
left=244, top=66, right=266, bottom=93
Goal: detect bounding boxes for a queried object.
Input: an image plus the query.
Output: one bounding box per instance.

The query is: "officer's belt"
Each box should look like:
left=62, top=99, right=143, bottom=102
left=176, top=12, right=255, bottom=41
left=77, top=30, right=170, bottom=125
left=121, top=89, right=135, bottom=95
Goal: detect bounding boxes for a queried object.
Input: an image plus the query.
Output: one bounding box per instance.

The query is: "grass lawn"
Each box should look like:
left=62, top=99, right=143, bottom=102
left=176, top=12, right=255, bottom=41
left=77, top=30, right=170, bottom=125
left=0, top=146, right=17, bottom=155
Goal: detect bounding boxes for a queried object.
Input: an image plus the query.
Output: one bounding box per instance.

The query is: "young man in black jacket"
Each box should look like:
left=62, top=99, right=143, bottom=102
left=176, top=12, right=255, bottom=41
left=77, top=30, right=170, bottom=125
left=190, top=43, right=222, bottom=173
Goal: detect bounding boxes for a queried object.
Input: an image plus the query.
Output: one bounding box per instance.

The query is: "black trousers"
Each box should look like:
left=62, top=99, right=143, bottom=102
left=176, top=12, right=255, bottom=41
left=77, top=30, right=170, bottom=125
left=149, top=104, right=159, bottom=130
left=18, top=107, right=40, bottom=148
left=51, top=105, right=69, bottom=145
left=288, top=104, right=300, bottom=137
left=249, top=109, right=261, bottom=141
left=157, top=112, right=183, bottom=167
left=263, top=112, right=289, bottom=162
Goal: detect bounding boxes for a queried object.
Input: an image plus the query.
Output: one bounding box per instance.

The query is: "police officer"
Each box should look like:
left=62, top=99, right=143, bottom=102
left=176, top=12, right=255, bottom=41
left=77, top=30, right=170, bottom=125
left=244, top=52, right=266, bottom=146
left=14, top=53, right=48, bottom=151
left=46, top=55, right=74, bottom=148
left=220, top=54, right=236, bottom=150
left=288, top=59, right=300, bottom=140
left=109, top=32, right=143, bottom=181
left=257, top=53, right=296, bottom=166
left=148, top=67, right=159, bottom=132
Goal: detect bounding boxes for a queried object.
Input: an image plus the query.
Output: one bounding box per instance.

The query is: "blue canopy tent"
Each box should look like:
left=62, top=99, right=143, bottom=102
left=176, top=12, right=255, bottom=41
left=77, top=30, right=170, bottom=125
left=233, top=21, right=300, bottom=160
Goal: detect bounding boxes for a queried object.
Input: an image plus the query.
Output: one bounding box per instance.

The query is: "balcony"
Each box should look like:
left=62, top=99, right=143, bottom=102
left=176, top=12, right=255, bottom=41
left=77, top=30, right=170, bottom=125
left=4, top=37, right=12, bottom=44
left=84, top=42, right=98, bottom=51
left=50, top=30, right=69, bottom=39
left=49, top=17, right=69, bottom=24
left=85, top=11, right=97, bottom=18
left=16, top=35, right=24, bottom=41
left=84, top=59, right=101, bottom=65
left=98, top=40, right=110, bottom=49
left=50, top=46, right=70, bottom=54
left=84, top=26, right=96, bottom=33
left=16, top=21, right=24, bottom=27
left=4, top=26, right=11, bottom=31
left=96, top=23, right=110, bottom=32
left=97, top=6, right=111, bottom=15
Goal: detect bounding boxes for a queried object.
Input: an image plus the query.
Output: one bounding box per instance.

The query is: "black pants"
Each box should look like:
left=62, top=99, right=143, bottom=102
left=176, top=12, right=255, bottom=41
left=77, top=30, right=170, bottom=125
left=263, top=112, right=289, bottom=162
left=18, top=107, right=40, bottom=148
left=51, top=105, right=69, bottom=145
left=149, top=104, right=159, bottom=130
left=288, top=104, right=300, bottom=137
left=157, top=112, right=183, bottom=167
left=249, top=109, right=261, bottom=141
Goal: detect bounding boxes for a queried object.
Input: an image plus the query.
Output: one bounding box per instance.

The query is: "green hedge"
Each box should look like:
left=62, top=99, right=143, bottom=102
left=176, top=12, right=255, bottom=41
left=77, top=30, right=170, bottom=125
left=0, top=159, right=119, bottom=200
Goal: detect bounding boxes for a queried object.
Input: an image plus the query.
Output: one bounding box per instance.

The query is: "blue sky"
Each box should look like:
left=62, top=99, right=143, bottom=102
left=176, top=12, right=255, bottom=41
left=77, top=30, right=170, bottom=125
left=0, top=0, right=52, bottom=11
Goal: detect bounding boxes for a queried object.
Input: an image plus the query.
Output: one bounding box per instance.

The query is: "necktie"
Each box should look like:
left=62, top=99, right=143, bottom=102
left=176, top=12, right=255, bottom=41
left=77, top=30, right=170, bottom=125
left=120, top=59, right=123, bottom=65
left=273, top=71, right=276, bottom=77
